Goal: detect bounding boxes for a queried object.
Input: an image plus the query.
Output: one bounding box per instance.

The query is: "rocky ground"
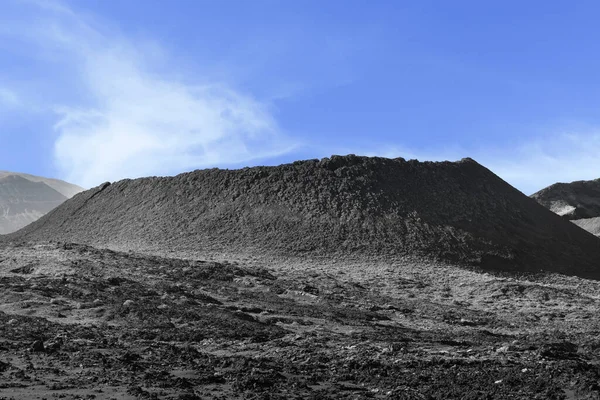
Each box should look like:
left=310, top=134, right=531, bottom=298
left=1, top=242, right=600, bottom=399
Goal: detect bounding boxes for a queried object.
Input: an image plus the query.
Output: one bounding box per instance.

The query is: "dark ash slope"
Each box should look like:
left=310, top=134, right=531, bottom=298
left=532, top=178, right=600, bottom=220
left=9, top=155, right=600, bottom=278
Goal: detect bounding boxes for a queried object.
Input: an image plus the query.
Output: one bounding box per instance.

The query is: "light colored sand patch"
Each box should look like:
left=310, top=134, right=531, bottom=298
left=572, top=216, right=600, bottom=236
left=550, top=201, right=576, bottom=217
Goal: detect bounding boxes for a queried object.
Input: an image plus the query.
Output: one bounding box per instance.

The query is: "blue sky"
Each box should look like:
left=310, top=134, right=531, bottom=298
left=1, top=0, right=600, bottom=193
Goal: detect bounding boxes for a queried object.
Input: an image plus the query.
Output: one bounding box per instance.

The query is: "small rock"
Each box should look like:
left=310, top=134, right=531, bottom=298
left=7, top=319, right=17, bottom=325
left=46, top=338, right=63, bottom=352
left=123, top=300, right=134, bottom=307
left=233, top=310, right=255, bottom=322
left=31, top=340, right=45, bottom=352
left=496, top=345, right=509, bottom=353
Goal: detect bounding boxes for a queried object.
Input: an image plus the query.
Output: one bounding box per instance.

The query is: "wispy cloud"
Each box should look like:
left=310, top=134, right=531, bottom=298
left=357, top=132, right=600, bottom=195
left=0, top=87, right=20, bottom=108
left=2, top=0, right=296, bottom=188
left=484, top=132, right=600, bottom=194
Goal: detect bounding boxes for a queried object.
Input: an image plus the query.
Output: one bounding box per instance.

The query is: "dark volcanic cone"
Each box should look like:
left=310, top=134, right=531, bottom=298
left=8, top=155, right=600, bottom=278
left=532, top=179, right=600, bottom=220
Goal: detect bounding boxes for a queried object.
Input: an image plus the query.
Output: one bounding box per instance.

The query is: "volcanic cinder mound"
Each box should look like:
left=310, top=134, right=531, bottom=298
left=532, top=178, right=600, bottom=220
left=9, top=155, right=600, bottom=278
left=0, top=174, right=81, bottom=234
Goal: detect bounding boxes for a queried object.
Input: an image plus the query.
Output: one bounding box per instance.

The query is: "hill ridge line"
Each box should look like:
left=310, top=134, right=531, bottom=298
left=9, top=155, right=600, bottom=279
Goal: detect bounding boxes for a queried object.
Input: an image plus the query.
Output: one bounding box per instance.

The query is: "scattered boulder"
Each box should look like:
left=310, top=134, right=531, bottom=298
left=31, top=340, right=44, bottom=352
left=540, top=342, right=579, bottom=359
left=45, top=338, right=63, bottom=353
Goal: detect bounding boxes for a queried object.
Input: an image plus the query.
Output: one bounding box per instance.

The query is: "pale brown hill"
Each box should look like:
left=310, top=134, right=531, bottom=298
left=0, top=171, right=84, bottom=198
left=0, top=175, right=67, bottom=234
left=9, top=155, right=600, bottom=278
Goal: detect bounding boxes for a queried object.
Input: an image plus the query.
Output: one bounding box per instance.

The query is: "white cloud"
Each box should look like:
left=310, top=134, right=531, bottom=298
left=360, top=132, right=600, bottom=195
left=52, top=48, right=295, bottom=187
left=484, top=132, right=600, bottom=194
left=7, top=0, right=296, bottom=188
left=3, top=1, right=599, bottom=195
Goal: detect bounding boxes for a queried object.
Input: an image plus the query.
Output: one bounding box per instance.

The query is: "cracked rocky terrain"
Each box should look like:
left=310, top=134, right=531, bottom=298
left=2, top=242, right=600, bottom=399
left=3, top=155, right=600, bottom=399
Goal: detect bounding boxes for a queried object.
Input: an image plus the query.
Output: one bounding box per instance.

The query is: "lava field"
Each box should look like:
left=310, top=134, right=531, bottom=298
left=1, top=242, right=600, bottom=399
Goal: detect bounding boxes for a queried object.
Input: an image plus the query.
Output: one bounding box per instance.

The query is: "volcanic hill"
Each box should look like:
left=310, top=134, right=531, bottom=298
left=0, top=173, right=83, bottom=234
left=0, top=171, right=84, bottom=199
left=532, top=178, right=600, bottom=237
left=9, top=155, right=600, bottom=278
left=532, top=178, right=600, bottom=220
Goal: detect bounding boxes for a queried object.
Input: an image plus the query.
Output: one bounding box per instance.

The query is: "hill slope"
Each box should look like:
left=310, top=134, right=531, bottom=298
left=572, top=217, right=600, bottom=236
left=531, top=178, right=600, bottom=236
left=0, top=171, right=83, bottom=198
left=0, top=175, right=68, bottom=234
left=10, top=155, right=600, bottom=278
left=531, top=179, right=600, bottom=220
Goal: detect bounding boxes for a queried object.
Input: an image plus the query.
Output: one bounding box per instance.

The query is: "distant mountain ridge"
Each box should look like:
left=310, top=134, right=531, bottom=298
left=0, top=171, right=83, bottom=198
left=531, top=179, right=600, bottom=220
left=9, top=155, right=600, bottom=279
left=0, top=172, right=83, bottom=234
left=532, top=178, right=600, bottom=236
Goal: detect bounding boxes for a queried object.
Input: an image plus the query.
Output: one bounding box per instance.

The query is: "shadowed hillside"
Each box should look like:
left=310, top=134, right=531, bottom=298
left=532, top=178, right=600, bottom=237
left=532, top=179, right=600, bottom=220
left=9, top=155, right=600, bottom=278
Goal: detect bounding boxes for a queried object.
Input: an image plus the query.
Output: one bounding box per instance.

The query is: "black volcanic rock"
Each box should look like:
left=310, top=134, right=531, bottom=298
left=9, top=155, right=600, bottom=278
left=531, top=179, right=600, bottom=220
left=0, top=175, right=70, bottom=234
